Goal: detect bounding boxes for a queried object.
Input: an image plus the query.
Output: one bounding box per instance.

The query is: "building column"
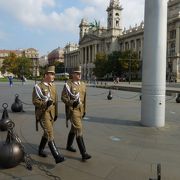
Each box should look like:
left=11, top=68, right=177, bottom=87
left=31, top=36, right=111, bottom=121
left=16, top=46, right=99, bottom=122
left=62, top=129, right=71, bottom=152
left=176, top=27, right=180, bottom=56
left=141, top=0, right=167, bottom=127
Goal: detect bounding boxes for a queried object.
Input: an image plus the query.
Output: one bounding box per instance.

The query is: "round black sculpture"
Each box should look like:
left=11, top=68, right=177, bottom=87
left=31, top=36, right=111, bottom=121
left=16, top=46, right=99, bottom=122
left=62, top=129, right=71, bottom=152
left=0, top=103, right=11, bottom=131
left=107, top=90, right=113, bottom=100
left=11, top=94, right=23, bottom=112
left=176, top=93, right=180, bottom=103
left=0, top=121, right=24, bottom=169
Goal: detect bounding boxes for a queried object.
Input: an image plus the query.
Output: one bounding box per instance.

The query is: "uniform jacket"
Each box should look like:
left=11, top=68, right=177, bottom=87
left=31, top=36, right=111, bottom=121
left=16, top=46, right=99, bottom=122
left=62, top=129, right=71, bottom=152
left=32, top=82, right=58, bottom=130
left=61, top=80, right=86, bottom=121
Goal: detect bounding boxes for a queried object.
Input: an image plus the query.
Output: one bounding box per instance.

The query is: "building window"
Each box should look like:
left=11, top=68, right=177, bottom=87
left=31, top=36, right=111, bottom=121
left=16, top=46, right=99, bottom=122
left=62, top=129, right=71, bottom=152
left=120, top=43, right=123, bottom=51
left=136, top=39, right=141, bottom=49
left=125, top=42, right=129, bottom=50
left=106, top=43, right=110, bottom=51
left=130, top=40, right=135, bottom=49
left=170, top=30, right=176, bottom=39
left=169, top=42, right=176, bottom=57
left=116, top=20, right=119, bottom=27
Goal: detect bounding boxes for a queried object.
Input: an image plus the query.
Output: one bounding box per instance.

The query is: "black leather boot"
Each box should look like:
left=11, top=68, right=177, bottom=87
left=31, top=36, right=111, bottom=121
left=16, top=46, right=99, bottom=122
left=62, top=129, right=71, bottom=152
left=39, top=137, right=48, bottom=157
left=48, top=140, right=65, bottom=164
left=66, top=132, right=76, bottom=152
left=76, top=136, right=91, bottom=160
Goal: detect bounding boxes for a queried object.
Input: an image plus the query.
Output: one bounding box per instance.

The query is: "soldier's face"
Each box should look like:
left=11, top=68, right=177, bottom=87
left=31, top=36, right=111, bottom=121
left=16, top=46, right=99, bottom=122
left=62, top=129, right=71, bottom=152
left=44, top=72, right=55, bottom=83
left=73, top=72, right=81, bottom=81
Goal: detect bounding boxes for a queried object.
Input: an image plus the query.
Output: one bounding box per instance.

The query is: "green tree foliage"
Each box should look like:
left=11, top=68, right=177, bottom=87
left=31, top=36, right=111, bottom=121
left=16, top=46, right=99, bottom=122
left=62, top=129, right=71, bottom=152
left=93, top=52, right=107, bottom=78
left=93, top=50, right=139, bottom=79
left=106, top=51, right=122, bottom=76
left=16, top=56, right=33, bottom=78
left=0, top=52, right=17, bottom=74
left=1, top=53, right=33, bottom=78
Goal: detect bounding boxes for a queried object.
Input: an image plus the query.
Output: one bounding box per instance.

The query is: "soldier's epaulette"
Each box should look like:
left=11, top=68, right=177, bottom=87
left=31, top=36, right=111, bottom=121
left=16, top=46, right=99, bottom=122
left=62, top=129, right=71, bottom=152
left=80, top=81, right=85, bottom=85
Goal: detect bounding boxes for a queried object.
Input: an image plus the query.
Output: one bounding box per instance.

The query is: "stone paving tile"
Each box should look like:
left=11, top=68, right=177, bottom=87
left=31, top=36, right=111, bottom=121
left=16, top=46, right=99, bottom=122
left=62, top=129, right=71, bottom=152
left=0, top=81, right=180, bottom=179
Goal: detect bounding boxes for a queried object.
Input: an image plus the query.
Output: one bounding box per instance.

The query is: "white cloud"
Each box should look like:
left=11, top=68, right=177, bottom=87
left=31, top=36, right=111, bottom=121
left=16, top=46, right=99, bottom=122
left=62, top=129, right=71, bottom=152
left=0, top=0, right=145, bottom=33
left=121, top=0, right=145, bottom=28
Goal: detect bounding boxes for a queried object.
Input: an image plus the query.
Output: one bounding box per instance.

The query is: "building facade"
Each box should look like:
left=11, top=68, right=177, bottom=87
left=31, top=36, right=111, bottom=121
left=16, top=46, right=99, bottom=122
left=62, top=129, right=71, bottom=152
left=167, top=0, right=180, bottom=81
left=48, top=47, right=64, bottom=65
left=64, top=0, right=180, bottom=81
left=0, top=48, right=39, bottom=77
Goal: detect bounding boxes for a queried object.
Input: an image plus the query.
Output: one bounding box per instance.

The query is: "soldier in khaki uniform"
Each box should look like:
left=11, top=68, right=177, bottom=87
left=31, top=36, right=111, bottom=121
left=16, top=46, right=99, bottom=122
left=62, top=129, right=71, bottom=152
left=61, top=66, right=91, bottom=160
left=32, top=65, right=64, bottom=164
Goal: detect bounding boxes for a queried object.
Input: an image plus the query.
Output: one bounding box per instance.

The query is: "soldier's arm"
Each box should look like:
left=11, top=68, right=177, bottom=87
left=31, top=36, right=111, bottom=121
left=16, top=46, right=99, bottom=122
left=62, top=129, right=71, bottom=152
left=84, top=85, right=87, bottom=114
left=32, top=87, right=47, bottom=108
left=61, top=84, right=74, bottom=106
left=55, top=87, right=58, bottom=117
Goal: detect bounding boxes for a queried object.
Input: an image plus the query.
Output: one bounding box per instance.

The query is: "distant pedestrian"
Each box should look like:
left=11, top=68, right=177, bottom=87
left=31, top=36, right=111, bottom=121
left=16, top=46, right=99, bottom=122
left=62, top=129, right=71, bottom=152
left=8, top=76, right=13, bottom=87
left=21, top=76, right=26, bottom=85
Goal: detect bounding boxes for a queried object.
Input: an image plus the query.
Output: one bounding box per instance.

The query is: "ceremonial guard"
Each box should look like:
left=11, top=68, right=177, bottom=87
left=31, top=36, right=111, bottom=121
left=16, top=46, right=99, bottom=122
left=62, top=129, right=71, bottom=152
left=32, top=65, right=64, bottom=164
left=61, top=66, right=91, bottom=160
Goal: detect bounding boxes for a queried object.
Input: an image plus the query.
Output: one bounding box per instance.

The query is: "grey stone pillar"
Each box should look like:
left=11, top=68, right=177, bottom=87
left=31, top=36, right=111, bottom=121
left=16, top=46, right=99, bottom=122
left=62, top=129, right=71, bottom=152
left=141, top=0, right=168, bottom=127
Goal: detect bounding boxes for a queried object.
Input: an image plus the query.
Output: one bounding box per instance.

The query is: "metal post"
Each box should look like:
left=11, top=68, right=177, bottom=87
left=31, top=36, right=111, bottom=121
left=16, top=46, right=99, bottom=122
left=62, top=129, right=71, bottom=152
left=141, top=0, right=167, bottom=127
left=34, top=58, right=37, bottom=84
left=128, top=57, right=131, bottom=84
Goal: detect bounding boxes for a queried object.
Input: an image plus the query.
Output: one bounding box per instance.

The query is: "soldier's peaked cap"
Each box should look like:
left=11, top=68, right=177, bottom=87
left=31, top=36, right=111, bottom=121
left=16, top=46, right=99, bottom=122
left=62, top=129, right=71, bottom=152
left=73, top=66, right=81, bottom=73
left=45, top=65, right=55, bottom=74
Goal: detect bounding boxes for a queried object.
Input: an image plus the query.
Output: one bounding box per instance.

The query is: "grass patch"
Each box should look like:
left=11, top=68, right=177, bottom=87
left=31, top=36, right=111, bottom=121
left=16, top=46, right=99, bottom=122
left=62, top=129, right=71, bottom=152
left=0, top=78, right=8, bottom=82
left=0, top=78, right=21, bottom=82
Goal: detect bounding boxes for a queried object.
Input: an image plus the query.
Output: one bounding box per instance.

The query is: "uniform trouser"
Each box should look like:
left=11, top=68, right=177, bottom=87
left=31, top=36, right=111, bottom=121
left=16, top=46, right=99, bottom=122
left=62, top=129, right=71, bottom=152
left=39, top=115, right=54, bottom=141
left=69, top=125, right=82, bottom=137
left=70, top=109, right=83, bottom=137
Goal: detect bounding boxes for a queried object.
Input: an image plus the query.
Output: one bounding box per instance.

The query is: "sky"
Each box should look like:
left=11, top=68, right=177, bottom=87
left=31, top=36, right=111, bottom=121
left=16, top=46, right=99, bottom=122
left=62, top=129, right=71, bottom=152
left=0, top=0, right=145, bottom=56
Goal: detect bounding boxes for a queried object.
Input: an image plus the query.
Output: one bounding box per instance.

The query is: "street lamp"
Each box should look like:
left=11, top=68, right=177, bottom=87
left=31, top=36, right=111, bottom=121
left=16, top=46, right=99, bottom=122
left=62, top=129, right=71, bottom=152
left=34, top=58, right=38, bottom=84
left=128, top=57, right=131, bottom=84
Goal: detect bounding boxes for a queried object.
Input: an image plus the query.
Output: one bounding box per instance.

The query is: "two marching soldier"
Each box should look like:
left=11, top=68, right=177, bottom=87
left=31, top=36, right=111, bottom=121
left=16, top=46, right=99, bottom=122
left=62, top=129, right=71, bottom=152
left=32, top=65, right=91, bottom=164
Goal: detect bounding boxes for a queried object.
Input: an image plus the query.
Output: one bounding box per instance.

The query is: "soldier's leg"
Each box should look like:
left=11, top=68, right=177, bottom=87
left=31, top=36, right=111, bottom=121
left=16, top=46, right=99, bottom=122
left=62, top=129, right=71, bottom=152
left=66, top=125, right=76, bottom=152
left=75, top=128, right=91, bottom=160
left=40, top=118, right=65, bottom=164
left=38, top=119, right=49, bottom=157
left=38, top=136, right=48, bottom=157
left=71, top=119, right=91, bottom=161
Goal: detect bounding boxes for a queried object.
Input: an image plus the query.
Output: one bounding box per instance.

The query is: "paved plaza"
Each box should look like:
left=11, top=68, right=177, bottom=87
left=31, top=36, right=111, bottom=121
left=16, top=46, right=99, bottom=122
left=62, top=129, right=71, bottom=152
left=0, top=81, right=180, bottom=180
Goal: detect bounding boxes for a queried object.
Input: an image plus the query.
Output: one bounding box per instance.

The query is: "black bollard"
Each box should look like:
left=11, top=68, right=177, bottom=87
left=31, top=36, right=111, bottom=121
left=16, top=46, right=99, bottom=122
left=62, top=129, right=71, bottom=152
left=11, top=94, right=24, bottom=112
left=0, top=119, right=32, bottom=170
left=107, top=90, right=113, bottom=100
left=0, top=120, right=24, bottom=169
left=176, top=93, right=180, bottom=103
left=0, top=103, right=11, bottom=131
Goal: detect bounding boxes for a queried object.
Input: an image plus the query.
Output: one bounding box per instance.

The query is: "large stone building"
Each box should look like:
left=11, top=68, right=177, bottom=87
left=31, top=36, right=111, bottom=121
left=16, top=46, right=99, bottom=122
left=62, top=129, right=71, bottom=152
left=64, top=0, right=180, bottom=81
left=48, top=47, right=64, bottom=65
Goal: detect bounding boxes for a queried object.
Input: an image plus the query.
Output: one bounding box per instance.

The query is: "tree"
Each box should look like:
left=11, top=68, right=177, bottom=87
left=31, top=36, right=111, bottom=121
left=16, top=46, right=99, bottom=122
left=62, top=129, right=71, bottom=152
left=93, top=50, right=139, bottom=80
left=1, top=53, right=33, bottom=78
left=93, top=52, right=107, bottom=78
left=106, top=51, right=122, bottom=77
left=15, top=56, right=33, bottom=78
left=1, top=52, right=17, bottom=74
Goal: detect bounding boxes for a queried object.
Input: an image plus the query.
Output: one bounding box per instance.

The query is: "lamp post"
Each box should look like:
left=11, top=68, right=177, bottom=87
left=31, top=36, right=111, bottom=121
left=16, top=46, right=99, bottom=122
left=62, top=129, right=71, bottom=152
left=128, top=57, right=131, bottom=84
left=34, top=58, right=38, bottom=84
